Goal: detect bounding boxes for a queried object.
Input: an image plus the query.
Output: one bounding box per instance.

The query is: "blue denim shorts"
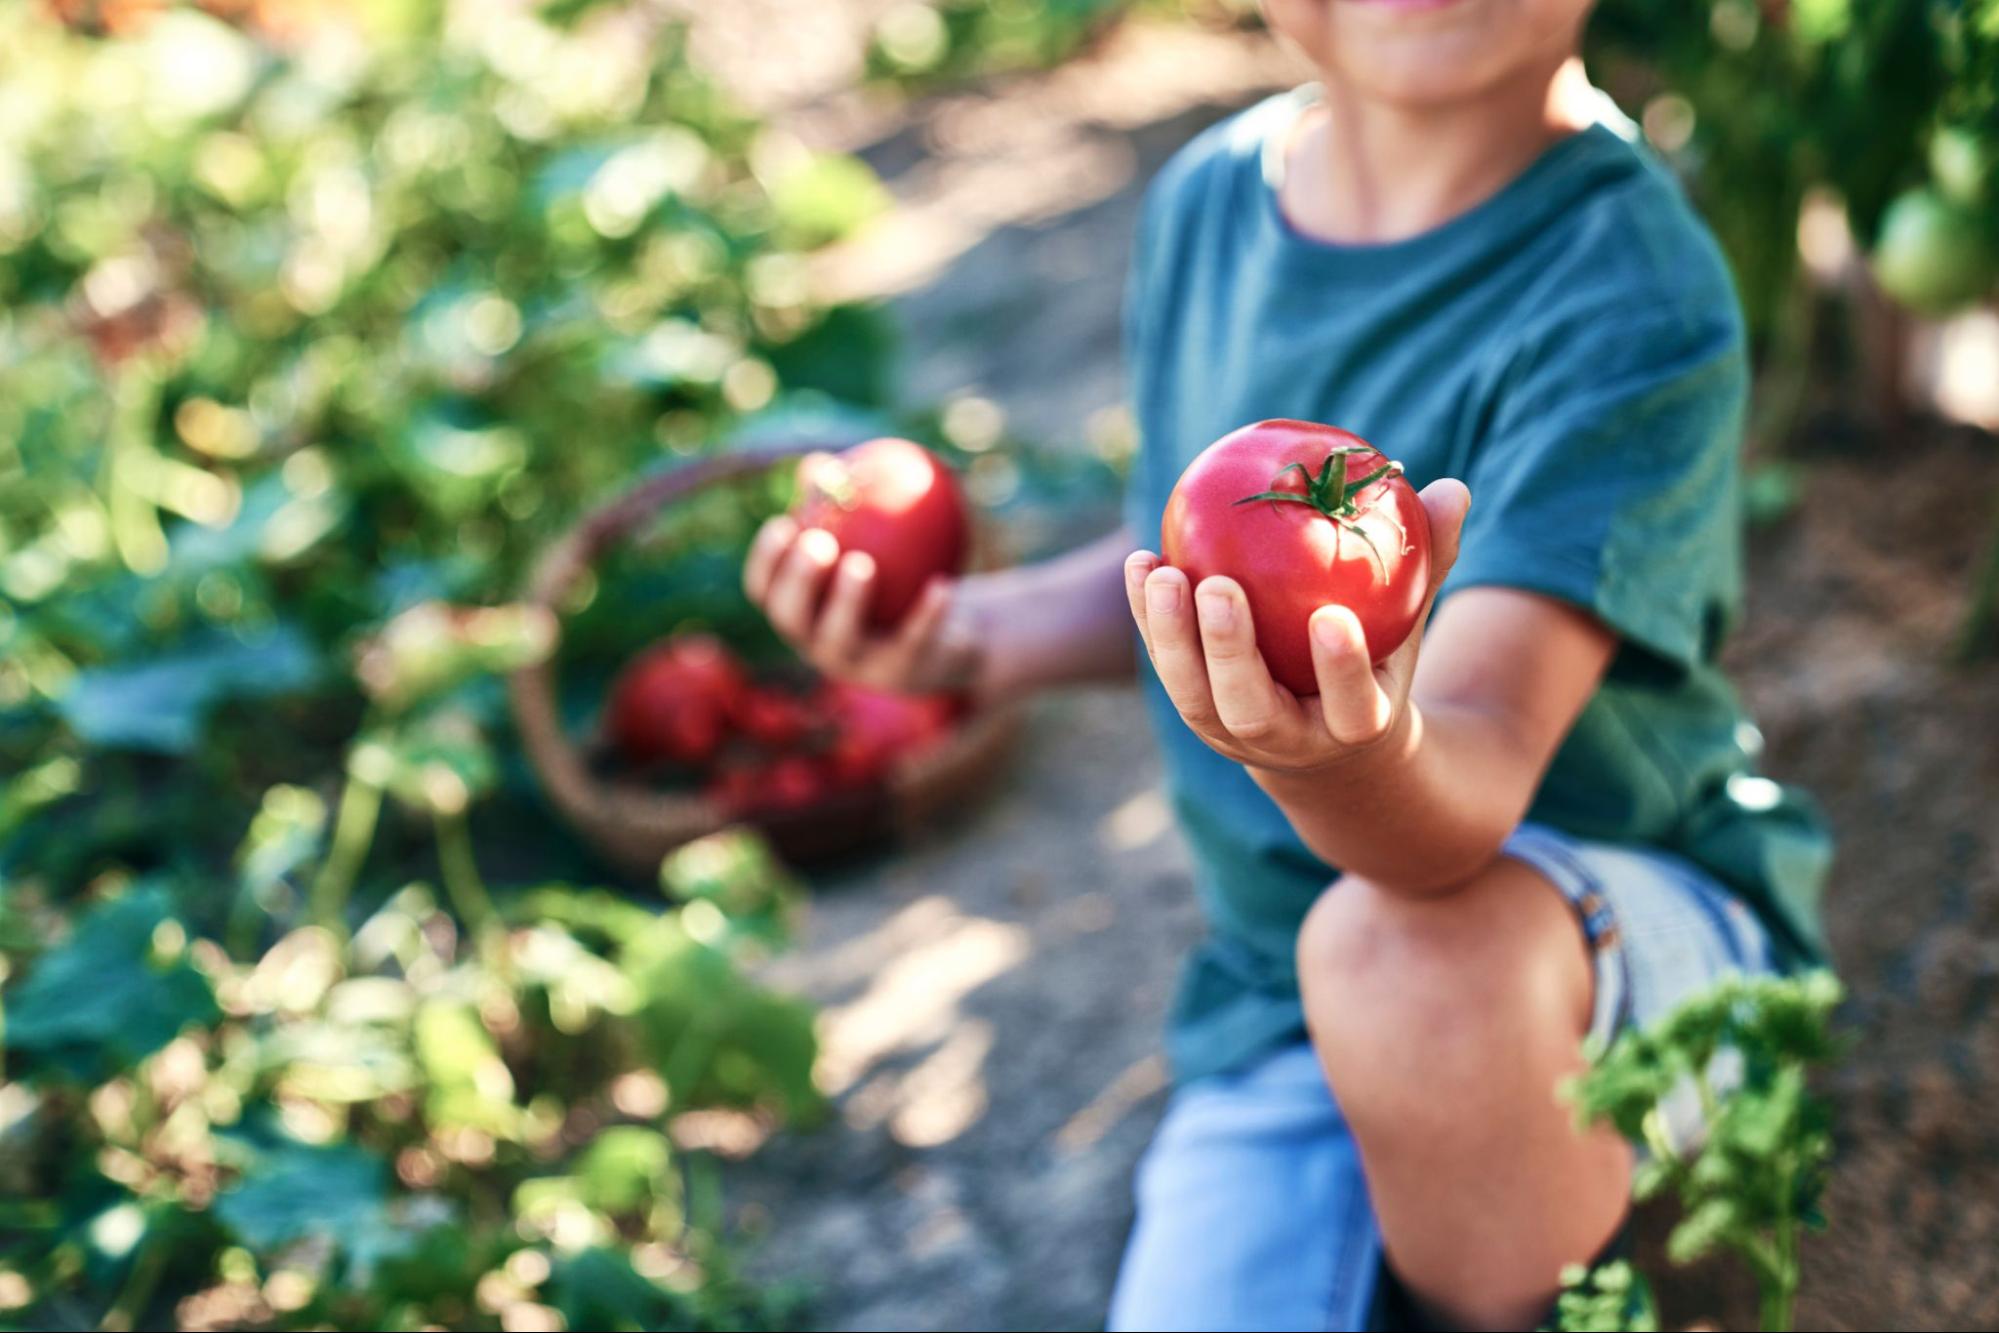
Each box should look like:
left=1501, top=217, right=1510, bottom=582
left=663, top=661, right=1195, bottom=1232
left=1106, top=822, right=1778, bottom=1333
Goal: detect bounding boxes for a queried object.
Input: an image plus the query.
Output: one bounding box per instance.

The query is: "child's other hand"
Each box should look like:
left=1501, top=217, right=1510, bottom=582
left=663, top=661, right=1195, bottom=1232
left=743, top=516, right=984, bottom=696
left=1124, top=479, right=1470, bottom=774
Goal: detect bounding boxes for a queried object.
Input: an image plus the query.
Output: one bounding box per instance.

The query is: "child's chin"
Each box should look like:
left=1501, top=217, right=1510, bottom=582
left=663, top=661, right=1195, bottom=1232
left=1325, top=23, right=1527, bottom=105
left=1330, top=50, right=1506, bottom=109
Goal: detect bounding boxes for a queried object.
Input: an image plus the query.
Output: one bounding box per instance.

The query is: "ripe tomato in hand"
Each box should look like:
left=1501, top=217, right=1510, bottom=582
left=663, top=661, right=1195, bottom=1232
left=792, top=437, right=970, bottom=629
left=606, top=634, right=747, bottom=767
left=1161, top=419, right=1430, bottom=697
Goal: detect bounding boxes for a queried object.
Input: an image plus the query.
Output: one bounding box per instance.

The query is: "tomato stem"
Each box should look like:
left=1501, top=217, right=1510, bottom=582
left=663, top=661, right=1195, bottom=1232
left=1232, top=450, right=1411, bottom=580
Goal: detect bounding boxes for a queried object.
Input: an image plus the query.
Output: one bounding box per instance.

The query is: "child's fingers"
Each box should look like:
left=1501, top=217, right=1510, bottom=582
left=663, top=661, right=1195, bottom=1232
left=1141, top=566, right=1221, bottom=732
left=883, top=577, right=953, bottom=678
left=1310, top=605, right=1394, bottom=745
left=813, top=550, right=876, bottom=666
left=1416, top=478, right=1471, bottom=598
left=764, top=527, right=840, bottom=641
left=743, top=515, right=800, bottom=604
left=1374, top=477, right=1471, bottom=685
left=1123, top=550, right=1160, bottom=651
left=1193, top=577, right=1294, bottom=742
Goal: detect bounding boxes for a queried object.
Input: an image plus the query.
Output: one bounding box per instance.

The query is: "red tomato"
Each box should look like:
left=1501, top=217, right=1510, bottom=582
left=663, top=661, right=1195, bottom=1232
left=703, top=754, right=829, bottom=816
left=731, top=686, right=817, bottom=749
left=1161, top=420, right=1430, bottom=697
left=821, top=682, right=961, bottom=785
left=792, top=438, right=970, bottom=630
left=606, top=634, right=747, bottom=767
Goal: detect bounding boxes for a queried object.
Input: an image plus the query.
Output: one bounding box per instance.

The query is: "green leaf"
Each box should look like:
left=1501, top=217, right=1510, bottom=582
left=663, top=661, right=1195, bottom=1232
left=412, top=998, right=518, bottom=1135
left=372, top=708, right=501, bottom=813
left=355, top=601, right=555, bottom=714
left=4, top=886, right=217, bottom=1081
left=620, top=920, right=822, bottom=1123
left=659, top=828, right=801, bottom=954
left=1743, top=462, right=1803, bottom=527
left=545, top=1246, right=688, bottom=1332
left=572, top=1126, right=677, bottom=1217
left=766, top=151, right=891, bottom=248
left=56, top=626, right=317, bottom=754
left=765, top=305, right=898, bottom=409
left=213, top=1136, right=390, bottom=1254
left=1666, top=1196, right=1739, bottom=1265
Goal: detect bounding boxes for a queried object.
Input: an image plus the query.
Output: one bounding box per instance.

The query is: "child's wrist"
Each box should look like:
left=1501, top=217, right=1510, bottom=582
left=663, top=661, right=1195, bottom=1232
left=959, top=575, right=1027, bottom=704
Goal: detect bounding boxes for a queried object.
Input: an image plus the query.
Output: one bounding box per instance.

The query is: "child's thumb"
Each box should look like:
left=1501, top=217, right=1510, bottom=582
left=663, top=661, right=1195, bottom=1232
left=1417, top=477, right=1471, bottom=591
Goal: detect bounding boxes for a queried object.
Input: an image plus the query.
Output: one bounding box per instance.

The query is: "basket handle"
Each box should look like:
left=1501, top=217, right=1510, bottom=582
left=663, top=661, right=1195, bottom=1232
left=508, top=437, right=861, bottom=830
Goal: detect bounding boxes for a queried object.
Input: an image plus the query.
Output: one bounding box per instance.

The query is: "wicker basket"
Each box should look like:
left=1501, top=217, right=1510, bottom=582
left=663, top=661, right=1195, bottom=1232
left=508, top=439, right=1021, bottom=878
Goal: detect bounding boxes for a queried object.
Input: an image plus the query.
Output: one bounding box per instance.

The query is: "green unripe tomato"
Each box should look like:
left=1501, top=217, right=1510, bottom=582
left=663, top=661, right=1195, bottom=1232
left=1929, top=126, right=1990, bottom=208
left=1870, top=188, right=1994, bottom=317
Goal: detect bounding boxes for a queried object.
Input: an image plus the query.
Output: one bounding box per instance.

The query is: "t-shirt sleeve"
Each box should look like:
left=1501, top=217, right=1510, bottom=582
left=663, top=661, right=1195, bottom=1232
left=1441, top=300, right=1750, bottom=668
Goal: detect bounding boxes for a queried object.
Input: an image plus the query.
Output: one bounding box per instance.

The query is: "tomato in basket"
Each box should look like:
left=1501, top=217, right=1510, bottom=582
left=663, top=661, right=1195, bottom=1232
left=605, top=634, right=747, bottom=767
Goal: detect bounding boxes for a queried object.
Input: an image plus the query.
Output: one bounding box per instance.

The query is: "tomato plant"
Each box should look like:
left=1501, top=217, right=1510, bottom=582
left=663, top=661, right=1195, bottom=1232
left=1160, top=419, right=1431, bottom=696
left=793, top=437, right=971, bottom=629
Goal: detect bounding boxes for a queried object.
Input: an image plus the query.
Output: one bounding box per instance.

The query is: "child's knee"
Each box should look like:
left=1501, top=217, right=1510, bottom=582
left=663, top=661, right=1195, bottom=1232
left=1297, top=875, right=1469, bottom=1073
left=1297, top=864, right=1591, bottom=1109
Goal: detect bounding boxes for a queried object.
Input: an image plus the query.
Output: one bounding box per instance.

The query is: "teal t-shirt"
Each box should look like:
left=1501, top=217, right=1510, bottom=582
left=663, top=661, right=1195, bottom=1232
left=1123, top=90, right=1833, bottom=1084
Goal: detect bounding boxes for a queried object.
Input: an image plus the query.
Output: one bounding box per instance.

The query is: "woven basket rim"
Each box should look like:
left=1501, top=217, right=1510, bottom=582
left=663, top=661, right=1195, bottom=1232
left=507, top=437, right=1019, bottom=877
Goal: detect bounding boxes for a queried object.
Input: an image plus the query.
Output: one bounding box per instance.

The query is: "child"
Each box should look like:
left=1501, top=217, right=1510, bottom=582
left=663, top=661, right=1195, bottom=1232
left=744, top=0, right=1830, bottom=1327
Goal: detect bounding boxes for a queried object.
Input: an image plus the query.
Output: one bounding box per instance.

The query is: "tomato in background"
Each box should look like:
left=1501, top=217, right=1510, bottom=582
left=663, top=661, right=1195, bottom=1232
left=605, top=634, right=747, bottom=767
left=704, top=753, right=831, bottom=817
left=792, top=437, right=969, bottom=630
left=820, top=682, right=962, bottom=785
left=731, top=686, right=817, bottom=749
left=1870, top=187, right=1995, bottom=317
left=1161, top=419, right=1431, bottom=697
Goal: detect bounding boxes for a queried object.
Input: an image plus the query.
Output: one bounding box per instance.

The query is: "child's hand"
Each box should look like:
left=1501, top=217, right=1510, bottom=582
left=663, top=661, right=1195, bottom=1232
left=743, top=516, right=983, bottom=696
left=1123, top=479, right=1470, bottom=773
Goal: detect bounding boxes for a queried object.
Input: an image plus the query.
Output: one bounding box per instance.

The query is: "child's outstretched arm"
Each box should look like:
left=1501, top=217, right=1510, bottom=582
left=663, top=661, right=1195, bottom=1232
left=1125, top=480, right=1616, bottom=897
left=745, top=520, right=1136, bottom=703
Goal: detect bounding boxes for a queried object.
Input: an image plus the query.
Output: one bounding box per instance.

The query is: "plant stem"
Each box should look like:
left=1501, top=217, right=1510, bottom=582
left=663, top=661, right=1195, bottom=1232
left=1957, top=511, right=1999, bottom=662
left=1760, top=1159, right=1801, bottom=1331
left=1761, top=1230, right=1798, bottom=1331
left=1748, top=268, right=1818, bottom=454
left=309, top=771, right=384, bottom=939
left=99, top=1225, right=167, bottom=1332
left=433, top=805, right=501, bottom=962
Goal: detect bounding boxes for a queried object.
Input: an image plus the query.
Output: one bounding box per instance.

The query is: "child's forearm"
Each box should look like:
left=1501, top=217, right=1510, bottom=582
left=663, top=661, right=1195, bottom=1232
left=1250, top=699, right=1547, bottom=896
left=967, top=528, right=1137, bottom=702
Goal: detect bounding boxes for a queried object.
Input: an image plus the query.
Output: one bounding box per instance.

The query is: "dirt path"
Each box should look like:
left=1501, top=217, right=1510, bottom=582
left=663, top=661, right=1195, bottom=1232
left=708, top=19, right=1999, bottom=1332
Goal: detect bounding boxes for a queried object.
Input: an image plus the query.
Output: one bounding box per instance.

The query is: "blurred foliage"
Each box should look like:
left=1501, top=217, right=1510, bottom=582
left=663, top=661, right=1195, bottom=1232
left=0, top=1, right=895, bottom=1326
left=1550, top=1259, right=1659, bottom=1333
left=0, top=0, right=912, bottom=917
left=0, top=4, right=1134, bottom=1326
left=1588, top=0, right=1999, bottom=335
left=0, top=829, right=818, bottom=1330
left=862, top=0, right=1254, bottom=85
left=1563, top=971, right=1844, bottom=1332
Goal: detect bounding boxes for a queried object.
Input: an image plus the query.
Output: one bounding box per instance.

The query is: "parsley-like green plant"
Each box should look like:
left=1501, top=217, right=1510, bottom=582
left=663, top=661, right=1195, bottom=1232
left=1560, top=970, right=1844, bottom=1333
